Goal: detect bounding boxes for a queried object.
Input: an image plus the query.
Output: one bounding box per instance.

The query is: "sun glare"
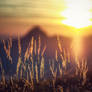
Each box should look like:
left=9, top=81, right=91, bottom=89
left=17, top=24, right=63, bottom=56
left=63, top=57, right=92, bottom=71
left=61, top=0, right=92, bottom=28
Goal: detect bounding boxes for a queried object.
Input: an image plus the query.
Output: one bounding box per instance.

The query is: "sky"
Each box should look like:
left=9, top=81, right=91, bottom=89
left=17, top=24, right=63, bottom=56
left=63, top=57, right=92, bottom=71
left=0, top=0, right=92, bottom=37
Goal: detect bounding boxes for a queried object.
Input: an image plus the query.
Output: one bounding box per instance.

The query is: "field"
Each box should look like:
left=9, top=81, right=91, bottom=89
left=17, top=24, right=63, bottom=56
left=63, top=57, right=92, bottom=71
left=0, top=36, right=92, bottom=92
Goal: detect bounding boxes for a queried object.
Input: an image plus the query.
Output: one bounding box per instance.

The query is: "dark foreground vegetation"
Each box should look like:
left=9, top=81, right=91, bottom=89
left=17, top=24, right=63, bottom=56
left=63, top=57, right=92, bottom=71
left=0, top=75, right=92, bottom=92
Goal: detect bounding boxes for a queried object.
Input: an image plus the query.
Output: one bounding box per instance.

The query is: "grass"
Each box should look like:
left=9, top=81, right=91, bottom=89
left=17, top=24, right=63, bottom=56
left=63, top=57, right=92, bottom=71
left=0, top=36, right=92, bottom=92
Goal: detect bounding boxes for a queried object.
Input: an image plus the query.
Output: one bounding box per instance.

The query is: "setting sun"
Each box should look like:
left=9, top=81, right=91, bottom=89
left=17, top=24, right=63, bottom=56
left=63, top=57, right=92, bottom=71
left=61, top=0, right=92, bottom=28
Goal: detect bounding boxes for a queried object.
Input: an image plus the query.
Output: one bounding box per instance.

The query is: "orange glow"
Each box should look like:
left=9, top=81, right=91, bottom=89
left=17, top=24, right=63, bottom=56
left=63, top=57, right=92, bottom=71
left=60, top=0, right=92, bottom=57
left=71, top=29, right=83, bottom=57
left=0, top=0, right=92, bottom=38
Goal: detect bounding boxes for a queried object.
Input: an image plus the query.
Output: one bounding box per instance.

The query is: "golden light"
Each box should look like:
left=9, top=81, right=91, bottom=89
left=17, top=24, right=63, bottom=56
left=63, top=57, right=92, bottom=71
left=71, top=30, right=83, bottom=57
left=61, top=0, right=92, bottom=28
left=60, top=0, right=92, bottom=57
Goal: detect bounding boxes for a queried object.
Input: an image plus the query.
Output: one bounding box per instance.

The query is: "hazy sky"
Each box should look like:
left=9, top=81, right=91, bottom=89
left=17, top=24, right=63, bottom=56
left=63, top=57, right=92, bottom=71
left=0, top=0, right=65, bottom=17
left=0, top=0, right=67, bottom=37
left=0, top=0, right=92, bottom=37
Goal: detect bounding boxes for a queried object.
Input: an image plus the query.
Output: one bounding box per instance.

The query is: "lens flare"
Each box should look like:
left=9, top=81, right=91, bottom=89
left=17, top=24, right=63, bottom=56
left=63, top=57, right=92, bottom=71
left=71, top=30, right=83, bottom=58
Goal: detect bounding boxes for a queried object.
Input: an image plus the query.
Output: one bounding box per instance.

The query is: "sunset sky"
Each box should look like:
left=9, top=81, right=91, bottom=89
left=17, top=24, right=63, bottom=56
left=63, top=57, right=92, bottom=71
left=0, top=0, right=92, bottom=37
